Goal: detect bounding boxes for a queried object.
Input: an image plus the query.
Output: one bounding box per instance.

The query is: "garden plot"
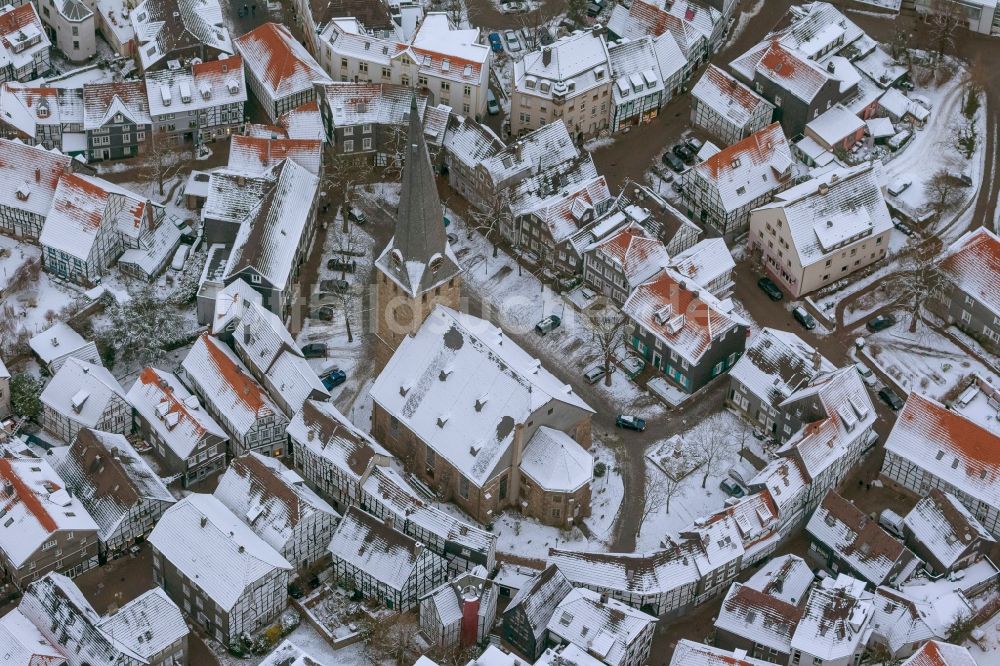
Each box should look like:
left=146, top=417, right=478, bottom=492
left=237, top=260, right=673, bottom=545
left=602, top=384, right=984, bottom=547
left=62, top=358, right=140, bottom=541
left=864, top=327, right=996, bottom=400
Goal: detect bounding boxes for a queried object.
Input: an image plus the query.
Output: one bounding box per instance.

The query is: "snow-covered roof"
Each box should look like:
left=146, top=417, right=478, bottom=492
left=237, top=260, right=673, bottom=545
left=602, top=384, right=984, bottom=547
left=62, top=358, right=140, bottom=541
left=0, top=608, right=65, bottom=666
left=668, top=238, right=734, bottom=292
left=715, top=580, right=802, bottom=654
left=328, top=506, right=445, bottom=591
left=623, top=267, right=745, bottom=365
left=276, top=100, right=324, bottom=141
left=669, top=640, right=775, bottom=666
left=0, top=138, right=72, bottom=219
left=691, top=64, right=773, bottom=131
left=686, top=491, right=780, bottom=567
left=259, top=640, right=324, bottom=666
left=181, top=334, right=282, bottom=437
left=607, top=0, right=718, bottom=58
left=223, top=159, right=319, bottom=291
left=691, top=123, right=792, bottom=214
left=536, top=643, right=603, bottom=666
left=806, top=490, right=918, bottom=586
left=234, top=22, right=330, bottom=103
left=202, top=169, right=275, bottom=225
left=0, top=83, right=83, bottom=138
left=214, top=452, right=338, bottom=556
left=950, top=375, right=1000, bottom=437
left=514, top=29, right=610, bottom=100
left=520, top=427, right=592, bottom=493
left=144, top=55, right=245, bottom=118
left=130, top=0, right=232, bottom=70
left=40, top=357, right=125, bottom=430
left=228, top=135, right=322, bottom=176
left=590, top=222, right=669, bottom=290
left=127, top=366, right=227, bottom=459
left=730, top=328, right=834, bottom=408
left=547, top=545, right=701, bottom=599
left=776, top=2, right=864, bottom=62
left=747, top=554, right=814, bottom=604
left=940, top=227, right=1000, bottom=317
left=55, top=429, right=174, bottom=543
left=148, top=493, right=291, bottom=610
left=884, top=393, right=1000, bottom=514
left=504, top=564, right=573, bottom=641
left=853, top=45, right=908, bottom=89
left=95, top=588, right=187, bottom=662
left=546, top=587, right=656, bottom=665
left=0, top=4, right=49, bottom=75
left=607, top=36, right=666, bottom=109
left=903, top=490, right=994, bottom=572
left=902, top=640, right=977, bottom=666
left=522, top=175, right=613, bottom=244
left=286, top=399, right=390, bottom=484
left=28, top=322, right=102, bottom=371
left=82, top=81, right=150, bottom=130
left=508, top=155, right=602, bottom=223
left=481, top=119, right=579, bottom=186
left=442, top=114, right=504, bottom=170
left=369, top=306, right=593, bottom=488
left=878, top=87, right=928, bottom=122
left=0, top=450, right=99, bottom=568
left=212, top=277, right=261, bottom=334
left=118, top=213, right=181, bottom=279
left=731, top=40, right=832, bottom=103
left=866, top=116, right=895, bottom=139
left=790, top=574, right=873, bottom=661
left=317, top=81, right=428, bottom=129
left=805, top=103, right=865, bottom=147
left=419, top=570, right=496, bottom=629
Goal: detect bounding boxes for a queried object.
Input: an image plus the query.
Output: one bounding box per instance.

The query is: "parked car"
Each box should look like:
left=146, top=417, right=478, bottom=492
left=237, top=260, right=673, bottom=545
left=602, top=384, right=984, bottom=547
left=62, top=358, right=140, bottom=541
left=879, top=509, right=906, bottom=538
left=347, top=206, right=367, bottom=224
left=586, top=0, right=604, bottom=16
left=583, top=366, right=607, bottom=384
left=792, top=306, right=816, bottom=330
left=616, top=415, right=646, bottom=431
left=501, top=1, right=527, bottom=13
left=854, top=362, right=876, bottom=386
left=504, top=30, right=521, bottom=51
left=320, top=279, right=350, bottom=292
left=719, top=478, right=746, bottom=498
left=327, top=258, right=356, bottom=272
left=170, top=245, right=190, bottom=271
left=892, top=217, right=913, bottom=236
left=672, top=143, right=694, bottom=163
left=684, top=137, right=703, bottom=153
left=488, top=32, right=504, bottom=52
left=487, top=89, right=500, bottom=115
left=301, top=343, right=327, bottom=358
left=887, top=177, right=912, bottom=197
left=878, top=386, right=905, bottom=410
left=866, top=313, right=897, bottom=332
left=535, top=314, right=560, bottom=335
left=757, top=276, right=783, bottom=301
left=897, top=79, right=914, bottom=91
left=321, top=367, right=347, bottom=390
left=661, top=152, right=685, bottom=172
left=312, top=306, right=334, bottom=321
left=959, top=173, right=973, bottom=187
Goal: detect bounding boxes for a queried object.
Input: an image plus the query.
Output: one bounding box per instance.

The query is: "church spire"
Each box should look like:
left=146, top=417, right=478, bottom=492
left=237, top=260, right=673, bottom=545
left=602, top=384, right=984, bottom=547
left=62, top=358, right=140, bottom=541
left=374, top=94, right=460, bottom=297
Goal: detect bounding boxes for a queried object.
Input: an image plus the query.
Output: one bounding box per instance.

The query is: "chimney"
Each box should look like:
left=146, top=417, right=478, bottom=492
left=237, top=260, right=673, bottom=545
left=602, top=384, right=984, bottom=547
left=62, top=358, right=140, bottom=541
left=599, top=592, right=609, bottom=604
left=812, top=348, right=823, bottom=372
left=542, top=47, right=552, bottom=67
left=306, top=430, right=315, bottom=441
left=818, top=182, right=829, bottom=195
left=200, top=516, right=208, bottom=527
left=34, top=168, right=40, bottom=182
left=239, top=545, right=245, bottom=553
left=460, top=585, right=481, bottom=647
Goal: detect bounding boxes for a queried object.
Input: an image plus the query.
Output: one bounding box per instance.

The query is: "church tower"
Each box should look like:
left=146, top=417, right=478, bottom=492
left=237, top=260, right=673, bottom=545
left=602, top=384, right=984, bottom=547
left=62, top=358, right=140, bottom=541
left=372, top=95, right=463, bottom=370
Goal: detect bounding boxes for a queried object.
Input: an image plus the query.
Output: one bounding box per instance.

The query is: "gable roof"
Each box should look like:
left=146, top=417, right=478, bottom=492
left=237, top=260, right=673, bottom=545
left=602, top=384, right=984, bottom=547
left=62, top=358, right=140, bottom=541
left=0, top=138, right=72, bottom=219
left=0, top=608, right=65, bottom=666
left=82, top=81, right=150, bottom=129
left=286, top=399, right=390, bottom=482
left=591, top=222, right=669, bottom=288
left=235, top=23, right=330, bottom=102
left=549, top=543, right=703, bottom=600
left=0, top=4, right=48, bottom=75
left=546, top=587, right=656, bottom=665
left=519, top=427, right=592, bottom=493
left=730, top=328, right=834, bottom=408
left=790, top=574, right=873, bottom=661
left=692, top=64, right=773, bottom=130
left=731, top=40, right=833, bottom=103
left=131, top=0, right=232, bottom=70
left=148, top=493, right=291, bottom=610
left=28, top=321, right=102, bottom=371
left=940, top=227, right=1000, bottom=317
left=0, top=83, right=83, bottom=138
left=715, top=581, right=802, bottom=654
left=903, top=489, right=995, bottom=572
left=228, top=135, right=322, bottom=176
left=40, top=357, right=126, bottom=428
left=691, top=122, right=792, bottom=213
left=505, top=564, right=574, bottom=641
left=95, top=588, right=187, bottom=662
left=903, top=641, right=977, bottom=666
left=668, top=238, right=735, bottom=293
left=145, top=55, right=246, bottom=118
left=669, top=640, right=775, bottom=666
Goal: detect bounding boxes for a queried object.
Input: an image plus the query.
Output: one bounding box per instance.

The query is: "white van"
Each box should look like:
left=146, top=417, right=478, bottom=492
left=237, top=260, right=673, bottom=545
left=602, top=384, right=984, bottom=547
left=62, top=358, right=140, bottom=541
left=878, top=508, right=905, bottom=539
left=487, top=89, right=500, bottom=115
left=887, top=177, right=912, bottom=197
left=170, top=245, right=190, bottom=271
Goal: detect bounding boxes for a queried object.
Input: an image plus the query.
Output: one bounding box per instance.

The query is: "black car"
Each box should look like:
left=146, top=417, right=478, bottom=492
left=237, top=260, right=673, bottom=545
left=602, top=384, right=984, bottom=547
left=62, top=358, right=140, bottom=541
left=312, top=306, right=335, bottom=321
left=878, top=387, right=905, bottom=410
left=301, top=343, right=328, bottom=358
left=327, top=258, right=356, bottom=273
left=320, top=279, right=350, bottom=292
left=792, top=306, right=817, bottom=330
left=661, top=152, right=685, bottom=172
left=757, top=276, right=783, bottom=301
left=892, top=218, right=914, bottom=237
left=672, top=144, right=694, bottom=163
left=616, top=415, right=646, bottom=431
left=867, top=313, right=897, bottom=332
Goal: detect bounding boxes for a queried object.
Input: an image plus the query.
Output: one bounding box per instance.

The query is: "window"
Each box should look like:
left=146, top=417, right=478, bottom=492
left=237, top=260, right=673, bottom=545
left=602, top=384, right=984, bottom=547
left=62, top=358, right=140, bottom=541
left=343, top=139, right=354, bottom=152
left=72, top=26, right=78, bottom=35
left=459, top=476, right=469, bottom=499
left=343, top=126, right=354, bottom=136
left=73, top=40, right=80, bottom=50
left=426, top=445, right=436, bottom=469
left=362, top=137, right=372, bottom=150
left=341, top=58, right=348, bottom=68
left=381, top=67, right=390, bottom=79
left=418, top=75, right=428, bottom=86
left=250, top=273, right=261, bottom=284
left=464, top=85, right=471, bottom=97
left=362, top=123, right=372, bottom=133
left=359, top=62, right=368, bottom=73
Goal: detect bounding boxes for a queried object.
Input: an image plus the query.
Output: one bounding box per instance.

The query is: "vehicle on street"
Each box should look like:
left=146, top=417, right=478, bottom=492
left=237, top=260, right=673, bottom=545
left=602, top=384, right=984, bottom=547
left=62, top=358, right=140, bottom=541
left=347, top=206, right=367, bottom=224
left=792, top=306, right=816, bottom=330
left=321, top=367, right=347, bottom=390
left=616, top=415, right=646, bottom=431
left=501, top=1, right=527, bottom=13
left=583, top=366, right=607, bottom=384
left=892, top=217, right=913, bottom=236
left=312, top=306, right=334, bottom=321
left=887, top=177, right=912, bottom=197
left=757, top=276, right=783, bottom=301
left=866, top=313, right=897, bottom=332
left=854, top=362, right=876, bottom=386
left=878, top=386, right=905, bottom=410
left=320, top=279, right=350, bottom=292
left=719, top=478, right=746, bottom=498
left=504, top=30, right=521, bottom=51
left=488, top=32, right=503, bottom=52
left=661, top=152, right=685, bottom=172
left=487, top=89, right=500, bottom=115
left=959, top=173, right=973, bottom=186
left=327, top=258, right=356, bottom=272
left=672, top=144, right=694, bottom=163
left=535, top=314, right=560, bottom=335
left=301, top=343, right=327, bottom=358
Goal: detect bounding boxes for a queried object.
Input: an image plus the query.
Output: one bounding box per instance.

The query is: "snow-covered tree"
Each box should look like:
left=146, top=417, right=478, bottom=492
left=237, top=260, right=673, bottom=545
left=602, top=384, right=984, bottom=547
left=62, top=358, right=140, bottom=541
left=101, top=284, right=186, bottom=368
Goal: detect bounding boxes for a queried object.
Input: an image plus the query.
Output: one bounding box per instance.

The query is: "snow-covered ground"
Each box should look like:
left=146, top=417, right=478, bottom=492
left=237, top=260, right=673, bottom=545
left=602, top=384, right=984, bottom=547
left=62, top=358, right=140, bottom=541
left=967, top=618, right=1000, bottom=665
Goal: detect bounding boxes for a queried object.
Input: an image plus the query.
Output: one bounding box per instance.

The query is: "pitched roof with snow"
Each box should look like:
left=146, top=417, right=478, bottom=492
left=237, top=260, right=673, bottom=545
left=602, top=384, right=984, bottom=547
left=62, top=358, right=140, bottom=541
left=95, top=588, right=187, bottom=662
left=591, top=222, right=669, bottom=289
left=328, top=506, right=445, bottom=591
left=730, top=328, right=834, bottom=408
left=940, top=227, right=1000, bottom=317
left=668, top=238, right=735, bottom=292
left=547, top=545, right=700, bottom=600
left=790, top=574, right=873, bottom=661
left=234, top=23, right=330, bottom=103
left=55, top=429, right=174, bottom=542
left=607, top=36, right=666, bottom=108
left=686, top=491, right=780, bottom=566
left=286, top=399, right=390, bottom=483
left=513, top=29, right=610, bottom=99
left=691, top=122, right=792, bottom=213
left=214, top=452, right=338, bottom=556
left=886, top=392, right=1000, bottom=510
left=419, top=569, right=496, bottom=628
left=903, top=489, right=994, bottom=572
left=504, top=564, right=574, bottom=641
left=903, top=640, right=977, bottom=666
left=131, top=0, right=232, bottom=70
left=523, top=175, right=613, bottom=244
left=715, top=581, right=802, bottom=654
left=481, top=119, right=579, bottom=185
left=181, top=334, right=283, bottom=437
left=731, top=40, right=833, bottom=103
left=607, top=0, right=718, bottom=57
left=805, top=103, right=865, bottom=146
left=0, top=138, right=72, bottom=219
left=228, top=135, right=322, bottom=176
left=760, top=163, right=891, bottom=266
left=40, top=357, right=126, bottom=429
left=148, top=493, right=290, bottom=609
left=669, top=640, right=776, bottom=666
left=370, top=306, right=592, bottom=488
left=259, top=640, right=323, bottom=666
left=276, top=100, right=324, bottom=141
left=0, top=608, right=65, bottom=666
left=0, top=83, right=83, bottom=138
left=82, top=81, right=150, bottom=129
left=0, top=450, right=99, bottom=567
left=28, top=322, right=101, bottom=370
left=442, top=114, right=504, bottom=169
left=623, top=268, right=745, bottom=364
left=145, top=55, right=246, bottom=118
left=692, top=64, right=773, bottom=131
left=127, top=366, right=227, bottom=458
left=546, top=587, right=656, bottom=664
left=519, top=427, right=592, bottom=493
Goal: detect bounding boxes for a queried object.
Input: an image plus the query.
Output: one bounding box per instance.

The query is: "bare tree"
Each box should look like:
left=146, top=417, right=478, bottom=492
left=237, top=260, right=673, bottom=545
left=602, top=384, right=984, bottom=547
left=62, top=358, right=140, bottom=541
left=147, top=135, right=171, bottom=197
left=951, top=116, right=978, bottom=160
left=588, top=307, right=629, bottom=387
left=732, top=418, right=755, bottom=463
left=363, top=614, right=423, bottom=666
left=469, top=189, right=512, bottom=257
left=444, top=0, right=463, bottom=27
left=694, top=417, right=732, bottom=489
left=637, top=469, right=682, bottom=536
left=894, top=244, right=949, bottom=333
left=925, top=168, right=964, bottom=219
left=924, top=0, right=965, bottom=61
